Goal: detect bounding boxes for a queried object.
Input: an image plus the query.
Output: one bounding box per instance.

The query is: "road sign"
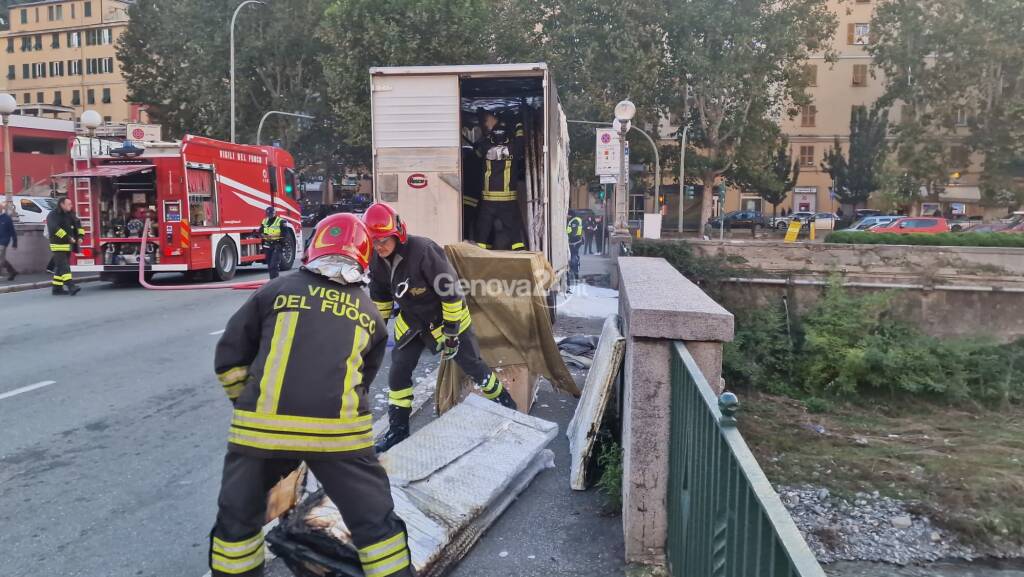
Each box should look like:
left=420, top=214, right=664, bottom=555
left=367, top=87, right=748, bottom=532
left=126, top=123, right=161, bottom=142
left=784, top=220, right=802, bottom=243
left=595, top=128, right=620, bottom=176
left=600, top=175, right=617, bottom=184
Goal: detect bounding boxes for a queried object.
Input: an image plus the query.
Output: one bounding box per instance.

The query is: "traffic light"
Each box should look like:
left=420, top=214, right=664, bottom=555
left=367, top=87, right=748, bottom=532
left=684, top=185, right=695, bottom=199
left=715, top=184, right=726, bottom=199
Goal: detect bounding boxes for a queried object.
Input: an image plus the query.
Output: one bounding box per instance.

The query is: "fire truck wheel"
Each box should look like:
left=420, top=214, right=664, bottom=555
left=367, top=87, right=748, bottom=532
left=214, top=239, right=238, bottom=281
left=279, top=231, right=296, bottom=271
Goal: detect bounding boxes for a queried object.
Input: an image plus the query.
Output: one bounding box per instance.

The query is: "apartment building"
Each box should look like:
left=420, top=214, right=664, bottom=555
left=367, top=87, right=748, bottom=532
left=1, top=0, right=142, bottom=124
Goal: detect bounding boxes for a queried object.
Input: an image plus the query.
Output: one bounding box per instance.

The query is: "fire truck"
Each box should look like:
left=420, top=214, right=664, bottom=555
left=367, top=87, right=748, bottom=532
left=53, top=135, right=302, bottom=284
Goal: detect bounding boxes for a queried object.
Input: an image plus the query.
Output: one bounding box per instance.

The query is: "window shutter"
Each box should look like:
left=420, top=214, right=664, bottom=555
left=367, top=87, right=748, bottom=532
left=847, top=23, right=855, bottom=44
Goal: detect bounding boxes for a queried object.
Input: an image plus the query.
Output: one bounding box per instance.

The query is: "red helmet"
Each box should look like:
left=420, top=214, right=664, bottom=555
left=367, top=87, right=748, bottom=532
left=306, top=213, right=372, bottom=272
left=363, top=203, right=408, bottom=244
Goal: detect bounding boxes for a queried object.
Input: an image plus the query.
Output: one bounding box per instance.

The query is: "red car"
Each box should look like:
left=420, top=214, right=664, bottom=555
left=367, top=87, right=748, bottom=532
left=870, top=217, right=950, bottom=234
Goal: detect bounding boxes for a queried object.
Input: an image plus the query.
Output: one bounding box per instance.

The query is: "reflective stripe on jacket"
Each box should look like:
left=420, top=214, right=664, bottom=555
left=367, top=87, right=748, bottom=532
left=214, top=270, right=387, bottom=459
left=261, top=217, right=283, bottom=241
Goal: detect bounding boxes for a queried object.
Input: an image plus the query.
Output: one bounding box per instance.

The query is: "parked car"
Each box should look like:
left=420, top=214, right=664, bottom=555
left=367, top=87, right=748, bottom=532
left=709, top=210, right=769, bottom=230
left=967, top=212, right=1024, bottom=233
left=947, top=216, right=983, bottom=232
left=870, top=217, right=949, bottom=234
left=845, top=215, right=898, bottom=231
left=855, top=208, right=883, bottom=219
left=10, top=195, right=56, bottom=224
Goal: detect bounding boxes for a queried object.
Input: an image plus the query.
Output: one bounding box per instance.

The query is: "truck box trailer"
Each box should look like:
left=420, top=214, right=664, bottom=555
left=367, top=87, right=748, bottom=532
left=53, top=135, right=302, bottom=283
left=369, top=63, right=570, bottom=286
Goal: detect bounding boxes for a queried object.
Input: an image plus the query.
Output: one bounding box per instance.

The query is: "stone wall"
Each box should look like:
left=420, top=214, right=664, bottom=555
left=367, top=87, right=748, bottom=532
left=689, top=239, right=1024, bottom=287
left=5, top=224, right=52, bottom=274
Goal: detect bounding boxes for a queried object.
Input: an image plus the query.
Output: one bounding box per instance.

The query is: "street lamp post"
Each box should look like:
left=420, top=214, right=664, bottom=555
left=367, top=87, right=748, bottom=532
left=0, top=93, right=16, bottom=220
left=677, top=89, right=696, bottom=233
left=80, top=110, right=102, bottom=169
left=613, top=100, right=636, bottom=233
left=256, top=111, right=314, bottom=146
left=230, top=0, right=266, bottom=144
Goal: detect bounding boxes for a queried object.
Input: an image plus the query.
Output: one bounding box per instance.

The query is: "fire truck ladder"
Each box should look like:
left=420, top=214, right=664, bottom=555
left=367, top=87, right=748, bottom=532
left=72, top=157, right=94, bottom=250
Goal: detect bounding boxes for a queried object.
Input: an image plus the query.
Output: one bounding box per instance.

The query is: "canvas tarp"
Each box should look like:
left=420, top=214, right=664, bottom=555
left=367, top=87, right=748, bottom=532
left=436, top=243, right=579, bottom=413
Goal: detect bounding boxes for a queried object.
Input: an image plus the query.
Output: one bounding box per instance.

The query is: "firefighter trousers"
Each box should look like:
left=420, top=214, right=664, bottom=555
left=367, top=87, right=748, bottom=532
left=263, top=243, right=282, bottom=280
left=210, top=452, right=415, bottom=577
left=475, top=200, right=525, bottom=251
left=388, top=328, right=506, bottom=408
left=50, top=251, right=72, bottom=289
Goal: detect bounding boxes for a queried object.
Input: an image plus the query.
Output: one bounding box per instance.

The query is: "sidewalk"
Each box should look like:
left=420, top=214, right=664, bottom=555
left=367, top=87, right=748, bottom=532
left=0, top=272, right=101, bottom=294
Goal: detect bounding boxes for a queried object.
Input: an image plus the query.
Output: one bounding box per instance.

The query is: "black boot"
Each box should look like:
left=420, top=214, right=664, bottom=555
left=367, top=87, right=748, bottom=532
left=375, top=405, right=411, bottom=453
left=494, top=388, right=518, bottom=411
left=52, top=285, right=67, bottom=295
left=67, top=283, right=81, bottom=296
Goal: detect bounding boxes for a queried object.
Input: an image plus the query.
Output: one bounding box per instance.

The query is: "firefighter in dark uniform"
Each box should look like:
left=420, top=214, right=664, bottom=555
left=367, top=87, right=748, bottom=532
left=567, top=214, right=584, bottom=286
left=211, top=213, right=414, bottom=577
left=46, top=196, right=81, bottom=296
left=258, top=206, right=286, bottom=279
left=363, top=203, right=517, bottom=453
left=461, top=113, right=485, bottom=242
left=475, top=111, right=527, bottom=251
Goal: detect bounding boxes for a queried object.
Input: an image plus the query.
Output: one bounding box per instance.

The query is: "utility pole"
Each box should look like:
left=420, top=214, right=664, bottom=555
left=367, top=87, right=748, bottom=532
left=230, top=0, right=265, bottom=143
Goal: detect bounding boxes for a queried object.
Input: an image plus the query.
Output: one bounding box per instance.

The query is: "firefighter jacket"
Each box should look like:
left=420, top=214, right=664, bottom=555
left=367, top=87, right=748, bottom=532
left=46, top=208, right=78, bottom=252
left=368, top=235, right=471, bottom=348
left=478, top=123, right=525, bottom=202
left=259, top=216, right=285, bottom=244
left=567, top=216, right=584, bottom=246
left=214, top=269, right=387, bottom=460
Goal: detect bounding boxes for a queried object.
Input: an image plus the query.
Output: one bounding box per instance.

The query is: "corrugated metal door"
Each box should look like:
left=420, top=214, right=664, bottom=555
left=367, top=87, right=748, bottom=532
left=372, top=74, right=462, bottom=247
left=547, top=81, right=570, bottom=283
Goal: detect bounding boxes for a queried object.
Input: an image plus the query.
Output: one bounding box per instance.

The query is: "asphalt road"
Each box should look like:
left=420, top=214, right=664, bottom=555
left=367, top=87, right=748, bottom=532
left=0, top=268, right=434, bottom=577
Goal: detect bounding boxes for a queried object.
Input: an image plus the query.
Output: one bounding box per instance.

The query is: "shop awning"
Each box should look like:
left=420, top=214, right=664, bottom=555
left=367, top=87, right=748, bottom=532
left=53, top=164, right=155, bottom=178
left=925, top=185, right=982, bottom=202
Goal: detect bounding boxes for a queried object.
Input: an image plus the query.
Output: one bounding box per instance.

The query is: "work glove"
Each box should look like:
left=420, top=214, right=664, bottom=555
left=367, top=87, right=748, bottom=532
left=438, top=334, right=460, bottom=361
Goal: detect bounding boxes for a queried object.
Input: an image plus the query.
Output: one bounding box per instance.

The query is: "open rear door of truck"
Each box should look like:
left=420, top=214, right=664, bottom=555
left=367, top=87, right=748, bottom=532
left=371, top=73, right=462, bottom=247
left=546, top=73, right=571, bottom=285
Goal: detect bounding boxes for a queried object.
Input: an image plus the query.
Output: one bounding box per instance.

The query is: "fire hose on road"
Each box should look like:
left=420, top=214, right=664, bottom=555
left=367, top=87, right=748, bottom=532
left=137, top=219, right=269, bottom=291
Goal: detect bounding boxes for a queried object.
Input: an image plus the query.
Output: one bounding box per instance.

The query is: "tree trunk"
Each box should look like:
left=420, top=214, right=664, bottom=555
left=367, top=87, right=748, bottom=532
left=700, top=173, right=717, bottom=229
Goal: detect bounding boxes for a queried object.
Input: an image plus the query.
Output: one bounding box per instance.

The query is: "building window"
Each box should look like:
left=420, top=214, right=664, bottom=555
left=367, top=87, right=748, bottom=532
left=85, top=2, right=92, bottom=17
left=5, top=38, right=12, bottom=53
left=86, top=29, right=98, bottom=45
left=104, top=57, right=114, bottom=73
left=72, top=90, right=81, bottom=105
left=32, top=62, right=47, bottom=79
left=21, top=36, right=31, bottom=51
left=54, top=91, right=62, bottom=106
left=6, top=65, right=14, bottom=80
left=69, top=59, right=82, bottom=75
left=20, top=9, right=27, bottom=24
left=955, top=108, right=968, bottom=127
left=35, top=35, right=42, bottom=50
left=23, top=93, right=31, bottom=104
left=56, top=5, right=63, bottom=20
left=805, top=64, right=818, bottom=87
left=801, top=105, right=817, bottom=127
left=852, top=64, right=869, bottom=86
left=48, top=5, right=55, bottom=20
left=72, top=3, right=76, bottom=18
left=87, top=89, right=95, bottom=105
left=849, top=23, right=871, bottom=45
left=37, top=92, right=45, bottom=104
left=22, top=63, right=29, bottom=79
left=102, top=88, right=111, bottom=104
left=68, top=31, right=81, bottom=48
left=52, top=33, right=60, bottom=49
left=101, top=28, right=112, bottom=45
left=800, top=146, right=816, bottom=167
left=951, top=145, right=970, bottom=169
left=103, top=116, right=111, bottom=123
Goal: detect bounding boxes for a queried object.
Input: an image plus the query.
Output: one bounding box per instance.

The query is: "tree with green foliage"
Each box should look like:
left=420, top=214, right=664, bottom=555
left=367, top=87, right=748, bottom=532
left=870, top=0, right=1024, bottom=209
left=661, top=0, right=836, bottom=228
left=746, top=136, right=800, bottom=219
left=820, top=106, right=889, bottom=210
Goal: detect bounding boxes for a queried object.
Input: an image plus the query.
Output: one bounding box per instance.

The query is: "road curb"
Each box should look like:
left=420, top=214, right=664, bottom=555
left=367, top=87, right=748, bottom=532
left=0, top=275, right=101, bottom=295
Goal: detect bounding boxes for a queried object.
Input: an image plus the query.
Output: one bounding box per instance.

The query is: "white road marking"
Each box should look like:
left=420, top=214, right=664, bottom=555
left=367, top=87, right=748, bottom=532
left=0, top=380, right=57, bottom=401
left=209, top=329, right=226, bottom=336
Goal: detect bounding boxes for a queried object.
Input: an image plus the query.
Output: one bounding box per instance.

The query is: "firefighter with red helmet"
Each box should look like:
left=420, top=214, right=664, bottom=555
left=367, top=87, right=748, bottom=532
left=363, top=202, right=517, bottom=453
left=210, top=213, right=414, bottom=577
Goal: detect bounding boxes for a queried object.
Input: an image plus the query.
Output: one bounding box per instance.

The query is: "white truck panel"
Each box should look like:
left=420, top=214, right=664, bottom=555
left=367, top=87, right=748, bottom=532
left=372, top=75, right=460, bottom=149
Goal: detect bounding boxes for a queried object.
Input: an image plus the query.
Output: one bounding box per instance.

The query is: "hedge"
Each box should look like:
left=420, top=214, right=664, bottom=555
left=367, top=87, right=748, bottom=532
left=826, top=231, right=1024, bottom=248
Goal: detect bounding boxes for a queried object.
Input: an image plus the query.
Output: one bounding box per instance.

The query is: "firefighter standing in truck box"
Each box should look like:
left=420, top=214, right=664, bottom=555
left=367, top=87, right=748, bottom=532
left=475, top=110, right=527, bottom=251
left=363, top=203, right=517, bottom=453
left=211, top=213, right=414, bottom=577
left=257, top=206, right=287, bottom=279
left=46, top=197, right=81, bottom=296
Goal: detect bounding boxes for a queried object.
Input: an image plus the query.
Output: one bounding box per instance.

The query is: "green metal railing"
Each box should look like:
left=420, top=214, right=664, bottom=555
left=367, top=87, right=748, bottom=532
left=667, top=342, right=826, bottom=577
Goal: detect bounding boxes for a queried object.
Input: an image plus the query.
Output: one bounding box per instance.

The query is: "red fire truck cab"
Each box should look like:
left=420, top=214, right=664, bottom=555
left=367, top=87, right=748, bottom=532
left=54, top=135, right=302, bottom=283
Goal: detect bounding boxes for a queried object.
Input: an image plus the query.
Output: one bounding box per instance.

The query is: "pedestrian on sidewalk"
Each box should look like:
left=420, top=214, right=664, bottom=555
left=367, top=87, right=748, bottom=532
left=46, top=197, right=80, bottom=296
left=210, top=213, right=414, bottom=577
left=567, top=214, right=584, bottom=287
left=0, top=205, right=18, bottom=281
left=582, top=216, right=594, bottom=255
left=364, top=202, right=517, bottom=453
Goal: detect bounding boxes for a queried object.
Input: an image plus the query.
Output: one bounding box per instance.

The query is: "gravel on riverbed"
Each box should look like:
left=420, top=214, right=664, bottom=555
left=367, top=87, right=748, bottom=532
left=780, top=485, right=978, bottom=565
